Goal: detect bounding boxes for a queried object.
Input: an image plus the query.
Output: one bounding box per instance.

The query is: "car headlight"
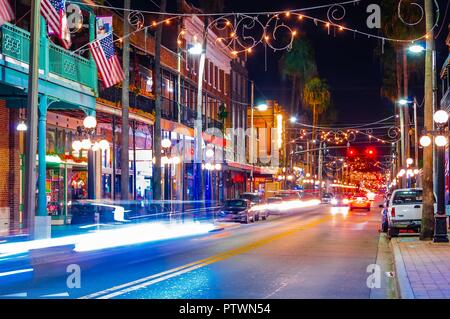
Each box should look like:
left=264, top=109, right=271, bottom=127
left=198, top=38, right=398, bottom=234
left=331, top=199, right=338, bottom=205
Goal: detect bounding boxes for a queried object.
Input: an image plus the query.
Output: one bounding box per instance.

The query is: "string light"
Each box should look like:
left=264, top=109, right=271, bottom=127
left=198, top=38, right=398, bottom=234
left=72, top=0, right=440, bottom=59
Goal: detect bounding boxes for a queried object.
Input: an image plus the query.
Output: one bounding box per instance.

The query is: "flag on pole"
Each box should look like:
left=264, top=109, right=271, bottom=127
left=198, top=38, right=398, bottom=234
left=41, top=0, right=71, bottom=49
left=88, top=33, right=124, bottom=88
left=0, top=0, right=14, bottom=26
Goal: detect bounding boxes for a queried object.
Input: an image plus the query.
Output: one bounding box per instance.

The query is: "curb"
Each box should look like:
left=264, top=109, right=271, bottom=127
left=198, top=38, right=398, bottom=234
left=211, top=223, right=241, bottom=232
left=390, top=238, right=415, bottom=299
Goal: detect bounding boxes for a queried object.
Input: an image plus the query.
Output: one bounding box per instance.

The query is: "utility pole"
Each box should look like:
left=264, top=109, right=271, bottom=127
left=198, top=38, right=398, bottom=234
left=193, top=28, right=207, bottom=201
left=23, top=0, right=41, bottom=239
left=250, top=81, right=254, bottom=192
left=420, top=0, right=435, bottom=240
left=120, top=0, right=130, bottom=200
left=318, top=141, right=323, bottom=199
left=152, top=0, right=167, bottom=200
left=413, top=97, right=418, bottom=170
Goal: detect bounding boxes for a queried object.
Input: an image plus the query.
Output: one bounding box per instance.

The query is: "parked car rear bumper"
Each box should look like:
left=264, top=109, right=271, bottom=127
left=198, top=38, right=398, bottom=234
left=390, top=219, right=421, bottom=229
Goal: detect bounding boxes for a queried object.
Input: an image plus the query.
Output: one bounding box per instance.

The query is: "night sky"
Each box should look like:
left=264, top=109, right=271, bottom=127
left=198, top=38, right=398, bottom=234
left=132, top=0, right=449, bottom=125
left=222, top=0, right=449, bottom=125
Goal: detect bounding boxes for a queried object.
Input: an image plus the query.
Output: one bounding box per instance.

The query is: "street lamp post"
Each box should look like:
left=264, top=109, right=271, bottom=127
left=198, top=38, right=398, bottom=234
left=249, top=99, right=268, bottom=193
left=187, top=42, right=206, bottom=201
left=420, top=109, right=449, bottom=243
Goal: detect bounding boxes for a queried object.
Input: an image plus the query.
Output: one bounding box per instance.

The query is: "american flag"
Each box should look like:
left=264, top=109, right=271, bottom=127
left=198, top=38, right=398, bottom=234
left=41, top=0, right=71, bottom=49
left=0, top=0, right=14, bottom=26
left=88, top=33, right=124, bottom=88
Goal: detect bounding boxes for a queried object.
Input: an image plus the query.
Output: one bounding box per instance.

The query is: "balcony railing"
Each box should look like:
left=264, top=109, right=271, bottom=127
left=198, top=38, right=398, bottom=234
left=0, top=23, right=97, bottom=91
left=99, top=85, right=155, bottom=114
left=204, top=117, right=224, bottom=131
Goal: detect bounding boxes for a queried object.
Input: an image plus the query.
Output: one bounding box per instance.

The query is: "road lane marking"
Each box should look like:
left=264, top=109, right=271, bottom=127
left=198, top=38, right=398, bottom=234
left=80, top=214, right=332, bottom=299
left=0, top=292, right=27, bottom=298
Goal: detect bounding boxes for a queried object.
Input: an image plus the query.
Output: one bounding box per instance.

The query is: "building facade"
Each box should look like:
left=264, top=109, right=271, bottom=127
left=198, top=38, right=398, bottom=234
left=0, top=0, right=279, bottom=234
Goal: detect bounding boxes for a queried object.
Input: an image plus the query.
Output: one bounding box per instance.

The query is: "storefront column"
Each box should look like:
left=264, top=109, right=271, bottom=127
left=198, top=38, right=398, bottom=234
left=36, top=95, right=51, bottom=239
left=132, top=121, right=137, bottom=200
left=37, top=95, right=47, bottom=216
left=87, top=149, right=96, bottom=199
left=112, top=116, right=116, bottom=200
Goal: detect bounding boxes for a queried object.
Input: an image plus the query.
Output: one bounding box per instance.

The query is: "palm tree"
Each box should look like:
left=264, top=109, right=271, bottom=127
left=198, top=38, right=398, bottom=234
left=303, top=77, right=331, bottom=176
left=280, top=37, right=317, bottom=115
left=303, top=77, right=331, bottom=135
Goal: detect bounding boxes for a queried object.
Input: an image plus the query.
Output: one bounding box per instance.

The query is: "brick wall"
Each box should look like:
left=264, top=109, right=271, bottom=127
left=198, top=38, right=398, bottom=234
left=8, top=108, right=20, bottom=225
left=0, top=101, right=10, bottom=208
left=0, top=102, right=21, bottom=229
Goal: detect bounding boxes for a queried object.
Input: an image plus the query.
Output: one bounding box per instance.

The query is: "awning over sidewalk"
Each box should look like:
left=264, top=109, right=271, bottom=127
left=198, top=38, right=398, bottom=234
left=225, top=162, right=278, bottom=175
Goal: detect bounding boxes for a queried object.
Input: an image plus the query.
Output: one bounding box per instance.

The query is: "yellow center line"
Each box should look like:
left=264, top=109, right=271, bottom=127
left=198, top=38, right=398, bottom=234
left=80, top=214, right=332, bottom=299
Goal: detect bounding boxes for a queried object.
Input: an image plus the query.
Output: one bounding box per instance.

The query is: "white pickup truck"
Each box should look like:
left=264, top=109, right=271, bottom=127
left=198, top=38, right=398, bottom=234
left=387, top=188, right=436, bottom=237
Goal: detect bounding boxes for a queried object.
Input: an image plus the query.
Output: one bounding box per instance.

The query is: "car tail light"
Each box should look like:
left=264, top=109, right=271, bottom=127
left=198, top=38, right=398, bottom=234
left=391, top=207, right=395, bottom=217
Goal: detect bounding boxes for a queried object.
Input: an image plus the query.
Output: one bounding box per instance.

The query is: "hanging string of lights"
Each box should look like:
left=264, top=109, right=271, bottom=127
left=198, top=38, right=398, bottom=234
left=68, top=0, right=441, bottom=57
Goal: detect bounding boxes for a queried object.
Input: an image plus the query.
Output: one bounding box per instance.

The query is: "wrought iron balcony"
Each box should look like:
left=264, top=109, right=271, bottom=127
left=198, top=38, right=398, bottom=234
left=0, top=23, right=97, bottom=93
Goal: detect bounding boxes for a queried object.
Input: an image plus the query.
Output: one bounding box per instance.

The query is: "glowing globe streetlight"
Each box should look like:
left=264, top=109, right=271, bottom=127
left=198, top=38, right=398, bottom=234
left=81, top=138, right=92, bottom=150
left=83, top=116, right=97, bottom=129
left=205, top=148, right=215, bottom=158
left=161, top=138, right=172, bottom=149
left=99, top=139, right=110, bottom=150
left=16, top=121, right=27, bottom=131
left=433, top=110, right=449, bottom=125
left=420, top=135, right=432, bottom=147
left=435, top=135, right=448, bottom=147
left=72, top=140, right=82, bottom=152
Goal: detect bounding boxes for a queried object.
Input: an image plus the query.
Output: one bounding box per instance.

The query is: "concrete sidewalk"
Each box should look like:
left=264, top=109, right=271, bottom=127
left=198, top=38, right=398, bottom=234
left=392, top=236, right=450, bottom=299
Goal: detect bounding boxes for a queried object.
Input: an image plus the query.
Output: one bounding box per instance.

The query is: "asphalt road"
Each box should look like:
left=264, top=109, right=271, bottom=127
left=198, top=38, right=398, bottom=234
left=0, top=203, right=397, bottom=299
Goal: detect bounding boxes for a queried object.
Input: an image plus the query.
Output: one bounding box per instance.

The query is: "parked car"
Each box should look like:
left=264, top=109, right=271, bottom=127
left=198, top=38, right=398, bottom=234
left=218, top=199, right=257, bottom=223
left=349, top=195, right=371, bottom=211
left=321, top=192, right=334, bottom=204
left=69, top=201, right=129, bottom=225
left=239, top=192, right=264, bottom=205
left=386, top=188, right=436, bottom=237
left=238, top=192, right=268, bottom=221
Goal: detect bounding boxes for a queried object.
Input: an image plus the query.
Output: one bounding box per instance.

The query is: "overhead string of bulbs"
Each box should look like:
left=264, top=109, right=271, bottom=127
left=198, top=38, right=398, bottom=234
left=69, top=0, right=441, bottom=58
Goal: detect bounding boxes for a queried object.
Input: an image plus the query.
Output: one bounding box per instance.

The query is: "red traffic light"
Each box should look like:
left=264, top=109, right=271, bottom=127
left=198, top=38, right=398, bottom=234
left=347, top=148, right=356, bottom=156
left=365, top=148, right=376, bottom=156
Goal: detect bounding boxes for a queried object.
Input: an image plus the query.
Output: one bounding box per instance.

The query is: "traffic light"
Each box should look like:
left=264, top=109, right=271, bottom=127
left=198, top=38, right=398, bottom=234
left=365, top=147, right=376, bottom=157
left=347, top=147, right=356, bottom=157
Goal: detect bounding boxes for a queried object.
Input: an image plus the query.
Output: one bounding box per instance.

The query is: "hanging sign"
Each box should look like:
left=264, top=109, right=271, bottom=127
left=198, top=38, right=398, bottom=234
left=96, top=16, right=113, bottom=39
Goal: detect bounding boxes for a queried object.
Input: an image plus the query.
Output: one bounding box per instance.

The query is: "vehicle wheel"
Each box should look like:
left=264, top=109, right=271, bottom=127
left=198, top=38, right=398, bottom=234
left=388, top=227, right=399, bottom=238
left=262, top=214, right=267, bottom=221
left=255, top=214, right=260, bottom=222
